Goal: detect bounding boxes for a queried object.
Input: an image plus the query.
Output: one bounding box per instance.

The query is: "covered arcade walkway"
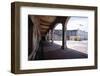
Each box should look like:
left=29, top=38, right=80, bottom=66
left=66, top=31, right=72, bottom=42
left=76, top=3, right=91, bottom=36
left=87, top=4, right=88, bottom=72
left=28, top=15, right=88, bottom=60
left=35, top=41, right=87, bottom=60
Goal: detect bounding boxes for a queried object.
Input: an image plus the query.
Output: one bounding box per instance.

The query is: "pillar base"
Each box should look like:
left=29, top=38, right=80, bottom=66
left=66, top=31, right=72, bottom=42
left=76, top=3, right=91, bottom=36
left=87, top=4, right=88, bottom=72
left=61, top=46, right=67, bottom=49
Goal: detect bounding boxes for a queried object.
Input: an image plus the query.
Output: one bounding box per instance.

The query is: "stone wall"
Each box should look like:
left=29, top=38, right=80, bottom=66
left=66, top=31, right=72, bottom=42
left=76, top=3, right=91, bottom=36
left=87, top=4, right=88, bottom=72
left=28, top=16, right=41, bottom=60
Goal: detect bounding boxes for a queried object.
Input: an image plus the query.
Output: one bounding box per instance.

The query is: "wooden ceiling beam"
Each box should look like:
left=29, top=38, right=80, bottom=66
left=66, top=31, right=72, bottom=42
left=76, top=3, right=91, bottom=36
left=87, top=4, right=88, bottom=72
left=40, top=19, right=53, bottom=24
left=40, top=25, right=49, bottom=29
left=40, top=23, right=50, bottom=26
left=40, top=22, right=50, bottom=26
left=39, top=16, right=56, bottom=23
left=40, top=29, right=47, bottom=32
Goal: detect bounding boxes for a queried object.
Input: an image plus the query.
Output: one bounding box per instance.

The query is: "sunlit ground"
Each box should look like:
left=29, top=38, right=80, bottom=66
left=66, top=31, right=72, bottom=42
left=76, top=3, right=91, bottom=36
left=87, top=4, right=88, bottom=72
left=54, top=40, right=88, bottom=54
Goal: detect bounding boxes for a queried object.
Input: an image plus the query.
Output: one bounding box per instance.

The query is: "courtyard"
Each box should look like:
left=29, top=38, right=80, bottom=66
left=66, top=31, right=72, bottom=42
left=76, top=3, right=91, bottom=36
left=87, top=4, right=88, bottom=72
left=54, top=40, right=88, bottom=54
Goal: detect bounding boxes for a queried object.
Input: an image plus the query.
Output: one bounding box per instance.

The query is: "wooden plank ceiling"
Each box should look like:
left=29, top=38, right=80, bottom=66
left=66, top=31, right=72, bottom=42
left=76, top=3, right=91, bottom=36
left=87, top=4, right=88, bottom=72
left=38, top=16, right=56, bottom=36
left=29, top=15, right=56, bottom=36
left=30, top=15, right=68, bottom=36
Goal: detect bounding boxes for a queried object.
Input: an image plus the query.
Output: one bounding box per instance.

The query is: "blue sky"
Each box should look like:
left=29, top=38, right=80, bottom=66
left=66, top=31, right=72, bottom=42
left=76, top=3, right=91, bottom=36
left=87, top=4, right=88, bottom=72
left=55, top=16, right=88, bottom=32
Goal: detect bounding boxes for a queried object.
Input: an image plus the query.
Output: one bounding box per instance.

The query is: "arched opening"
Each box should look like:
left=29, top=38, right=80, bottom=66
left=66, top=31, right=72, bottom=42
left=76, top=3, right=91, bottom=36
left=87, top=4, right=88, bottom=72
left=53, top=23, right=63, bottom=46
left=67, top=16, right=88, bottom=54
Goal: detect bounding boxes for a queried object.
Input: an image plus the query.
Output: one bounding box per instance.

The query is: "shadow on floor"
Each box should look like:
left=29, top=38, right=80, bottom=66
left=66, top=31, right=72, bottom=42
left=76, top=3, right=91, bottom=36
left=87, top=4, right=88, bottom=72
left=35, top=41, right=88, bottom=60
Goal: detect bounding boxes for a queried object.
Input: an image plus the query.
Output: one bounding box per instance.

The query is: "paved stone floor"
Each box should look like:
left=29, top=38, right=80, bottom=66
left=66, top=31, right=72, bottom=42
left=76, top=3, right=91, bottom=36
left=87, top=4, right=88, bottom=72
left=43, top=41, right=88, bottom=60
left=54, top=40, right=88, bottom=54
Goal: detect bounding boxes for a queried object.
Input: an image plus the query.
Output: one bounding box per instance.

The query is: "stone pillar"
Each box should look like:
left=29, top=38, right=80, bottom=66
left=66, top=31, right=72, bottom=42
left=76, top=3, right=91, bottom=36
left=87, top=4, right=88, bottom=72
left=61, top=17, right=70, bottom=49
left=46, top=32, right=49, bottom=41
left=61, top=23, right=67, bottom=49
left=51, top=29, right=54, bottom=43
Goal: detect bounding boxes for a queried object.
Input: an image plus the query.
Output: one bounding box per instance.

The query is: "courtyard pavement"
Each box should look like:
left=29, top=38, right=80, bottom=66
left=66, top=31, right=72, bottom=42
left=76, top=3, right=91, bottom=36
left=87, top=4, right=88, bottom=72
left=54, top=40, right=88, bottom=54
left=42, top=41, right=88, bottom=60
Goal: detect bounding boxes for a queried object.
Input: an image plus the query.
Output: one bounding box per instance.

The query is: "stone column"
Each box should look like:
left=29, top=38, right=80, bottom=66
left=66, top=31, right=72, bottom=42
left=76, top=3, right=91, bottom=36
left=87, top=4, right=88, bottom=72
left=61, top=17, right=70, bottom=49
left=51, top=29, right=54, bottom=44
left=61, top=23, right=67, bottom=49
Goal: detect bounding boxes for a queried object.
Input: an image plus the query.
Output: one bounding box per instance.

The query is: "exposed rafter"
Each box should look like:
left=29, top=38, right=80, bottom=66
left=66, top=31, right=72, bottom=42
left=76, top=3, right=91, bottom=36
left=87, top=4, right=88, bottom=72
left=30, top=15, right=69, bottom=37
left=40, top=25, right=49, bottom=29
left=40, top=23, right=50, bottom=26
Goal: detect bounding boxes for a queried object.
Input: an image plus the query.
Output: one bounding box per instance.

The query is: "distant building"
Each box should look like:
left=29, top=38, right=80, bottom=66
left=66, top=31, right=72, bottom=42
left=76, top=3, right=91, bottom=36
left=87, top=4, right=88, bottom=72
left=66, top=30, right=88, bottom=41
left=53, top=30, right=88, bottom=41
